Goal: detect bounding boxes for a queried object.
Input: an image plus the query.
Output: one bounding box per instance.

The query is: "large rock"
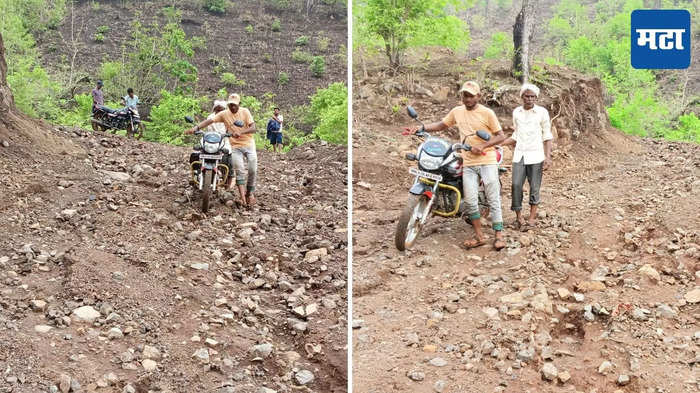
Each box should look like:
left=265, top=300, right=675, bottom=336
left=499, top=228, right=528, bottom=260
left=684, top=288, right=700, bottom=304
left=71, top=306, right=101, bottom=323
left=101, top=170, right=131, bottom=182
left=639, top=264, right=660, bottom=282
left=142, top=345, right=162, bottom=360
left=295, top=369, right=315, bottom=385
left=541, top=363, right=558, bottom=381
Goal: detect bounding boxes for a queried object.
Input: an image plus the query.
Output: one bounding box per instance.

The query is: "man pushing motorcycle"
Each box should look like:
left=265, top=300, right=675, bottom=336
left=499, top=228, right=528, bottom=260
left=185, top=94, right=258, bottom=207
left=409, top=81, right=506, bottom=250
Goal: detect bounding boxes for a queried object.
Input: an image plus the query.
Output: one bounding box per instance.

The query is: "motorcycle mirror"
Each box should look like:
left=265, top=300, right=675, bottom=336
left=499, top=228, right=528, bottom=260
left=476, top=130, right=491, bottom=141
left=233, top=120, right=244, bottom=127
left=184, top=116, right=194, bottom=124
left=405, top=153, right=417, bottom=161
left=406, top=106, right=418, bottom=119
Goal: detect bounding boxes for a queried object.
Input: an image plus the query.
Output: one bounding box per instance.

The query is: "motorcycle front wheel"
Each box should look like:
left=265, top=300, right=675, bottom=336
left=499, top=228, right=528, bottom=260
left=395, top=194, right=430, bottom=251
left=201, top=170, right=213, bottom=213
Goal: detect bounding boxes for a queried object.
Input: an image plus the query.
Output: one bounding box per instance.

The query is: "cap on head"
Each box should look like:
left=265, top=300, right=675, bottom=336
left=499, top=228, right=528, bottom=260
left=227, top=93, right=241, bottom=106
left=519, top=83, right=540, bottom=97
left=459, top=81, right=480, bottom=96
left=96, top=80, right=104, bottom=86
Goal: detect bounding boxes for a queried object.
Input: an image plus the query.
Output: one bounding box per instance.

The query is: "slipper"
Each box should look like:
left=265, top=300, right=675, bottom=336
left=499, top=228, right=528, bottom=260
left=520, top=222, right=537, bottom=232
left=493, top=238, right=506, bottom=250
left=246, top=194, right=257, bottom=207
left=511, top=219, right=525, bottom=230
left=461, top=237, right=487, bottom=250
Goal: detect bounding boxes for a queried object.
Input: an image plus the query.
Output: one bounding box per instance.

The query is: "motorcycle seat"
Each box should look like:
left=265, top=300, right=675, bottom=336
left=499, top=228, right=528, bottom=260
left=98, top=105, right=118, bottom=114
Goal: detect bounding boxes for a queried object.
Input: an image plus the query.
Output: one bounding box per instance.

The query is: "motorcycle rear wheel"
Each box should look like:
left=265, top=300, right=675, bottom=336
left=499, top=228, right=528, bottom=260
left=201, top=170, right=213, bottom=213
left=91, top=117, right=104, bottom=131
left=395, top=194, right=430, bottom=251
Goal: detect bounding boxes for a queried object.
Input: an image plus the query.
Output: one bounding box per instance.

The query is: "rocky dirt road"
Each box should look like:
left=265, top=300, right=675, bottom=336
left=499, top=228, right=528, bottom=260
left=0, top=127, right=347, bottom=393
left=352, top=110, right=699, bottom=393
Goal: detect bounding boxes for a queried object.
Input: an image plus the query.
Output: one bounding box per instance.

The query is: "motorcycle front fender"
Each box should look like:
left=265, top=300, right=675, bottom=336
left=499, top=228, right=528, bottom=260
left=202, top=160, right=217, bottom=170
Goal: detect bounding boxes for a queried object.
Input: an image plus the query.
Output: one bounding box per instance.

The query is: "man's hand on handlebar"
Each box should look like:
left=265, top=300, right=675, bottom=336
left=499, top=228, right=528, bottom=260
left=470, top=144, right=484, bottom=156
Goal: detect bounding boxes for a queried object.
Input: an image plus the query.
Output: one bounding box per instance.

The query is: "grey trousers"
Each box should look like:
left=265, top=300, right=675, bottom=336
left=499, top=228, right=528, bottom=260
left=230, top=145, right=257, bottom=192
left=463, top=165, right=503, bottom=231
left=511, top=158, right=543, bottom=211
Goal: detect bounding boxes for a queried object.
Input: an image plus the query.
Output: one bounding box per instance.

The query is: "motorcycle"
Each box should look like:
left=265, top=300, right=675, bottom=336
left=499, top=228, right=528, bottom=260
left=91, top=105, right=144, bottom=138
left=394, top=106, right=506, bottom=251
left=185, top=116, right=242, bottom=213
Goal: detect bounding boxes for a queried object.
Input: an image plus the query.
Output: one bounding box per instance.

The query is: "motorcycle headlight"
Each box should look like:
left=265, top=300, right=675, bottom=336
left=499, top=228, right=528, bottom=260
left=419, top=153, right=442, bottom=170
left=204, top=142, right=219, bottom=153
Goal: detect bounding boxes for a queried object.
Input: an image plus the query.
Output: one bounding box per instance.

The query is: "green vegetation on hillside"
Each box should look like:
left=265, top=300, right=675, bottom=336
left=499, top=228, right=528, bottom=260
left=353, top=0, right=474, bottom=68
left=543, top=0, right=699, bottom=142
left=1, top=0, right=347, bottom=151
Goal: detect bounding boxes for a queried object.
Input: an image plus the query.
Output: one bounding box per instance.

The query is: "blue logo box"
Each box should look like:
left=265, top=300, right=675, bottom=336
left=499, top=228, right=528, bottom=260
left=631, top=9, right=691, bottom=69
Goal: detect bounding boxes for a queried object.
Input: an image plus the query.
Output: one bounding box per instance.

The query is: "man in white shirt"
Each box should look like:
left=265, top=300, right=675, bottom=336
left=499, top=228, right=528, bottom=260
left=503, top=83, right=553, bottom=229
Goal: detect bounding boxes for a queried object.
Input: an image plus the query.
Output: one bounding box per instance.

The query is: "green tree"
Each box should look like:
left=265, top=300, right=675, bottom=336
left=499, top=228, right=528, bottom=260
left=307, top=82, right=347, bottom=144
left=355, top=0, right=473, bottom=69
left=145, top=90, right=205, bottom=145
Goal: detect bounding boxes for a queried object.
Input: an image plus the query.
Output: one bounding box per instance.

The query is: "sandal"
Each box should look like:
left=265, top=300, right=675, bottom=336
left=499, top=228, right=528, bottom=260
left=520, top=222, right=537, bottom=232
left=461, top=237, right=487, bottom=249
left=493, top=238, right=506, bottom=250
left=246, top=194, right=256, bottom=207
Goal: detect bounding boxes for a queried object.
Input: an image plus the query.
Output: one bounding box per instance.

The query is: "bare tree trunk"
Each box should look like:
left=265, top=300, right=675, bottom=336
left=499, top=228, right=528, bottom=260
left=513, top=0, right=535, bottom=83
left=0, top=32, right=15, bottom=114
left=305, top=0, right=316, bottom=17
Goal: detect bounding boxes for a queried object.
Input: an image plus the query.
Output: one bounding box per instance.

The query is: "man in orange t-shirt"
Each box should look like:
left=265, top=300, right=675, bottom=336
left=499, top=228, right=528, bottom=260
left=410, top=81, right=506, bottom=250
left=186, top=94, right=258, bottom=207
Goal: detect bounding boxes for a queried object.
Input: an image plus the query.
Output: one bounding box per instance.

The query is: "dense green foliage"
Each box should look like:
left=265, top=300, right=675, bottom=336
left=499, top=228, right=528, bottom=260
left=307, top=82, right=348, bottom=144
left=483, top=31, right=513, bottom=59
left=145, top=91, right=206, bottom=145
left=354, top=0, right=473, bottom=67
left=544, top=0, right=699, bottom=142
left=0, top=0, right=64, bottom=118
left=204, top=0, right=228, bottom=14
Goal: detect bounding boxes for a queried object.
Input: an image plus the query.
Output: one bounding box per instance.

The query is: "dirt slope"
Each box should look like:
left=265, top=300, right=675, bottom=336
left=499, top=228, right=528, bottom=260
left=35, top=0, right=347, bottom=112
left=0, top=124, right=348, bottom=392
left=351, top=59, right=699, bottom=392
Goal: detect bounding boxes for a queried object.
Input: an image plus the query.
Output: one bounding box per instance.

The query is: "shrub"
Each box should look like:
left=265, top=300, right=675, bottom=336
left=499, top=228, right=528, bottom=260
left=316, top=35, right=330, bottom=52
left=221, top=72, right=246, bottom=87
left=483, top=32, right=513, bottom=59
left=94, top=32, right=105, bottom=42
left=55, top=93, right=93, bottom=129
left=666, top=113, right=700, bottom=143
left=96, top=25, right=110, bottom=34
left=266, top=0, right=291, bottom=11
left=295, top=35, right=310, bottom=46
left=145, top=90, right=205, bottom=145
left=307, top=82, right=347, bottom=144
left=309, top=56, right=325, bottom=77
left=271, top=18, right=281, bottom=32
left=291, top=48, right=313, bottom=63
left=245, top=24, right=253, bottom=33
left=278, top=71, right=289, bottom=85
left=204, top=0, right=227, bottom=14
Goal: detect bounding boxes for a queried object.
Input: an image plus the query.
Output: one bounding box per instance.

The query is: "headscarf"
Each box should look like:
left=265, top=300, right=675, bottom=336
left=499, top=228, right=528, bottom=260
left=212, top=100, right=227, bottom=111
left=519, top=83, right=540, bottom=97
